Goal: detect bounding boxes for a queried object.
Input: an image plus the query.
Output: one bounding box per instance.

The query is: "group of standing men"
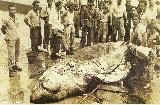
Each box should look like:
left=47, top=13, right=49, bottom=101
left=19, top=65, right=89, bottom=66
left=79, top=0, right=160, bottom=54
left=24, top=0, right=76, bottom=59
left=1, top=0, right=160, bottom=72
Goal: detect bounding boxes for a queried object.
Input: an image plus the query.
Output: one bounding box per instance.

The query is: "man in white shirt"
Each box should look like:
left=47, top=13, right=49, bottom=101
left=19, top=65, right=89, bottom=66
left=104, top=0, right=114, bottom=42
left=130, top=14, right=147, bottom=46
left=41, top=0, right=55, bottom=51
left=41, top=0, right=65, bottom=59
left=141, top=0, right=157, bottom=24
left=61, top=2, right=76, bottom=55
left=112, top=0, right=127, bottom=42
left=1, top=4, right=22, bottom=74
left=24, top=0, right=42, bottom=52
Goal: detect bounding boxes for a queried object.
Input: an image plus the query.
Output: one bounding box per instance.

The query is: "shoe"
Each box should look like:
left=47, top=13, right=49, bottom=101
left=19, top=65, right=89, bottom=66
left=43, top=49, right=48, bottom=53
left=38, top=46, right=44, bottom=52
left=75, top=36, right=80, bottom=38
left=9, top=66, right=16, bottom=72
left=51, top=53, right=61, bottom=60
left=17, top=66, right=22, bottom=72
left=66, top=50, right=70, bottom=55
left=13, top=65, right=22, bottom=71
left=9, top=66, right=17, bottom=77
left=69, top=47, right=74, bottom=55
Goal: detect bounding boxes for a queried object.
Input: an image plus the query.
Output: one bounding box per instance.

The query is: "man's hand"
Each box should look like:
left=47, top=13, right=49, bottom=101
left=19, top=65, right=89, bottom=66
left=24, top=18, right=32, bottom=28
left=4, top=37, right=9, bottom=41
left=1, top=25, right=6, bottom=35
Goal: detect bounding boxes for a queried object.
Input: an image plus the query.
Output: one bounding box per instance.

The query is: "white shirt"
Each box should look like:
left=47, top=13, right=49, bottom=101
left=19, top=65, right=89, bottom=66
left=2, top=13, right=19, bottom=40
left=62, top=11, right=74, bottom=25
left=142, top=7, right=157, bottom=21
left=25, top=9, right=41, bottom=27
left=41, top=4, right=64, bottom=31
left=130, top=22, right=147, bottom=45
left=52, top=9, right=64, bottom=31
left=113, top=5, right=126, bottom=18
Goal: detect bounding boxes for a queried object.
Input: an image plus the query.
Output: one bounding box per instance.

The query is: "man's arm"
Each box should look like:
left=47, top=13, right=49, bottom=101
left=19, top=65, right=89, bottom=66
left=24, top=18, right=31, bottom=28
left=40, top=7, right=49, bottom=23
left=155, top=26, right=160, bottom=34
left=1, top=25, right=6, bottom=35
left=24, top=11, right=32, bottom=28
left=1, top=19, right=7, bottom=35
left=153, top=21, right=160, bottom=34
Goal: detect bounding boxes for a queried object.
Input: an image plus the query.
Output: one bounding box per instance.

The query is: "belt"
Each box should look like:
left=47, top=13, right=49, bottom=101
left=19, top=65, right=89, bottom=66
left=31, top=26, right=41, bottom=29
left=116, top=17, right=123, bottom=19
left=84, top=19, right=94, bottom=20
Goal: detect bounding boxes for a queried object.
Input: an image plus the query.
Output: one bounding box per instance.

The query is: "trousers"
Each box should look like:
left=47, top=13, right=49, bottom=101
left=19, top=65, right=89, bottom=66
left=63, top=24, right=75, bottom=50
left=30, top=27, right=42, bottom=51
left=80, top=26, right=94, bottom=48
left=112, top=17, right=125, bottom=41
left=6, top=38, right=20, bottom=67
left=43, top=23, right=52, bottom=50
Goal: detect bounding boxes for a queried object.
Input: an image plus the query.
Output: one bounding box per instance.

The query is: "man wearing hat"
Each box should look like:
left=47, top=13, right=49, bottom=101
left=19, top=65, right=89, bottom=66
left=24, top=0, right=42, bottom=52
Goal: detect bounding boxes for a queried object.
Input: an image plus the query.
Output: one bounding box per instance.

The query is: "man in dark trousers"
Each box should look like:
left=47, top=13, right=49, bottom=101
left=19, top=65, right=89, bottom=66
left=80, top=0, right=96, bottom=48
left=124, top=0, right=132, bottom=42
left=24, top=0, right=42, bottom=52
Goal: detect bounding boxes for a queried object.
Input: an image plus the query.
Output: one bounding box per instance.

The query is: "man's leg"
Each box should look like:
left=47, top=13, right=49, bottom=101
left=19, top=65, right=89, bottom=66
left=6, top=40, right=15, bottom=68
left=69, top=25, right=75, bottom=54
left=30, top=28, right=38, bottom=51
left=15, top=39, right=22, bottom=71
left=108, top=16, right=113, bottom=42
left=63, top=26, right=70, bottom=51
left=50, top=30, right=61, bottom=59
left=93, top=27, right=98, bottom=44
left=37, top=27, right=42, bottom=46
left=87, top=27, right=94, bottom=46
left=124, top=19, right=131, bottom=42
left=112, top=18, right=118, bottom=42
left=43, top=24, right=51, bottom=50
left=15, top=39, right=20, bottom=63
left=80, top=27, right=87, bottom=48
left=75, top=25, right=80, bottom=38
left=98, top=25, right=103, bottom=43
left=105, top=22, right=109, bottom=43
left=118, top=18, right=125, bottom=41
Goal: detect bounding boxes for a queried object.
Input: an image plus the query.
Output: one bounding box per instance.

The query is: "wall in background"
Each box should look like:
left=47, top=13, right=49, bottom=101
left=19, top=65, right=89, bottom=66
left=0, top=1, right=32, bottom=14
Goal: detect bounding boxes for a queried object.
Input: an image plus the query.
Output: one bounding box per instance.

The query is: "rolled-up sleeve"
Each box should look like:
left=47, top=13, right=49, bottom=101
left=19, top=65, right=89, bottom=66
left=25, top=10, right=31, bottom=20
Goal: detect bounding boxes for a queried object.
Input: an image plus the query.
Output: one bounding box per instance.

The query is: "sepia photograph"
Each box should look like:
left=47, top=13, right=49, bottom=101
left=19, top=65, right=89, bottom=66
left=0, top=0, right=160, bottom=104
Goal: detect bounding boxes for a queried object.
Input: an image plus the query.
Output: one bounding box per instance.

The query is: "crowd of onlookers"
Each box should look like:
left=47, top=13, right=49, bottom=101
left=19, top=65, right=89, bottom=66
left=1, top=0, right=160, bottom=72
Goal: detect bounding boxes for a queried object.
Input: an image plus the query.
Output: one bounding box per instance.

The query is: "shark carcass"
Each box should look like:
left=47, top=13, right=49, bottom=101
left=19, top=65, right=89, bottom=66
left=30, top=42, right=153, bottom=103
